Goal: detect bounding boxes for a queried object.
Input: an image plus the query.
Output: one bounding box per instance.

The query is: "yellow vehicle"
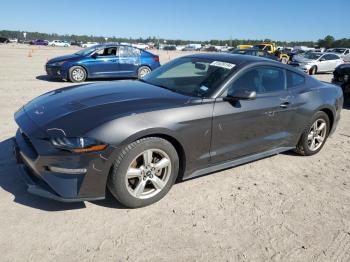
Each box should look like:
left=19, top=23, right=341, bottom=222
left=236, top=44, right=253, bottom=49
left=253, top=43, right=290, bottom=64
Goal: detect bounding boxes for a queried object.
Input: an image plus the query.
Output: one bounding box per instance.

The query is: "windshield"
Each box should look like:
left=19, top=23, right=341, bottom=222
left=332, top=48, right=345, bottom=54
left=303, top=52, right=322, bottom=60
left=253, top=45, right=266, bottom=50
left=75, top=46, right=100, bottom=56
left=142, top=57, right=235, bottom=97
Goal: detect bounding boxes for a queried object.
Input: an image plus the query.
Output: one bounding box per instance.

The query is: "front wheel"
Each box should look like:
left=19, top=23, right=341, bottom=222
left=138, top=66, right=151, bottom=79
left=294, top=111, right=330, bottom=156
left=69, top=66, right=87, bottom=83
left=108, top=137, right=179, bottom=208
left=281, top=57, right=288, bottom=64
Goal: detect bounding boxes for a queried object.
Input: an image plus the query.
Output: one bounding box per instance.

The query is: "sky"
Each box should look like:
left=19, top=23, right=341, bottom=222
left=1, top=0, right=350, bottom=41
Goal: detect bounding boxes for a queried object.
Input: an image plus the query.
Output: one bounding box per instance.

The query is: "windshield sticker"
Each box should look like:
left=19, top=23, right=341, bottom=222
left=210, top=61, right=235, bottom=70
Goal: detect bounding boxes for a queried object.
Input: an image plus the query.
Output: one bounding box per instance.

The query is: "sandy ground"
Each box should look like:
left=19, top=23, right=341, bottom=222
left=0, top=44, right=349, bottom=262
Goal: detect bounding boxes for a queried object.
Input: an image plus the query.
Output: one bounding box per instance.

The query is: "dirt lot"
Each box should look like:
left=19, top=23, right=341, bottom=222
left=0, top=44, right=349, bottom=262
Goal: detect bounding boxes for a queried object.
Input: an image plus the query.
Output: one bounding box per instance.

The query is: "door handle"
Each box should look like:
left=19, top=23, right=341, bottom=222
left=280, top=101, right=290, bottom=108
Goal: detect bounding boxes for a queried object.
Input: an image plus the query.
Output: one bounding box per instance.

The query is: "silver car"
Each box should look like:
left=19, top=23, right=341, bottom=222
left=331, top=48, right=350, bottom=63
left=290, top=52, right=344, bottom=75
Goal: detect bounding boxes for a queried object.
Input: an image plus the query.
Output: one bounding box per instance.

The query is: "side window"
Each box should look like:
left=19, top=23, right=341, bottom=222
left=118, top=46, right=141, bottom=57
left=345, top=50, right=349, bottom=55
left=322, top=54, right=331, bottom=60
left=330, top=54, right=340, bottom=60
left=228, top=66, right=286, bottom=95
left=287, top=70, right=305, bottom=88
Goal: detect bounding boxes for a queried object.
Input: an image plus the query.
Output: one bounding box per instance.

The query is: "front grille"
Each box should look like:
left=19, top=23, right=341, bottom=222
left=21, top=131, right=38, bottom=158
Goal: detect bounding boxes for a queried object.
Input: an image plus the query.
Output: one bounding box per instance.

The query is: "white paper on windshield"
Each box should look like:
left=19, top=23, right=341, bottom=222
left=210, top=61, right=235, bottom=70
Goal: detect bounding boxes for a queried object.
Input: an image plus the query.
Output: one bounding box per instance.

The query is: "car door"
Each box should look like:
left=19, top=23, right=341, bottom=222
left=118, top=46, right=141, bottom=77
left=210, top=66, right=295, bottom=163
left=317, top=54, right=331, bottom=72
left=84, top=47, right=120, bottom=77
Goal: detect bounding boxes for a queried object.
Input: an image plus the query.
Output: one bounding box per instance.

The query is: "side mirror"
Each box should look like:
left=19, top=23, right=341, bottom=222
left=319, top=57, right=325, bottom=61
left=194, top=62, right=206, bottom=70
left=91, top=53, right=99, bottom=58
left=224, top=90, right=257, bottom=101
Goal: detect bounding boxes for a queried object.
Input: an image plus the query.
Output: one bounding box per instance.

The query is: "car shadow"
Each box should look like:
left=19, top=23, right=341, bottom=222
left=0, top=138, right=87, bottom=211
left=36, top=75, right=66, bottom=82
left=343, top=96, right=350, bottom=109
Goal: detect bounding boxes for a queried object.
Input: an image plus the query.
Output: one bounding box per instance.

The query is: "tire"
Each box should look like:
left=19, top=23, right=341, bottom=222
left=108, top=137, right=179, bottom=208
left=138, top=66, right=151, bottom=78
left=294, top=111, right=330, bottom=156
left=281, top=57, right=288, bottom=64
left=309, top=66, right=317, bottom=75
left=68, top=66, right=87, bottom=83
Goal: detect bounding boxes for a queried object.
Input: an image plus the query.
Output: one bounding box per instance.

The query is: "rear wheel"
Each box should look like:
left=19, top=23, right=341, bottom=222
left=108, top=137, right=179, bottom=208
left=138, top=66, right=151, bottom=78
left=69, top=66, right=87, bottom=83
left=295, top=111, right=330, bottom=156
left=309, top=66, right=317, bottom=75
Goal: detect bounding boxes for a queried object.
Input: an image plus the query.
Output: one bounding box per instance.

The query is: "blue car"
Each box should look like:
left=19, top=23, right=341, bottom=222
left=45, top=44, right=160, bottom=82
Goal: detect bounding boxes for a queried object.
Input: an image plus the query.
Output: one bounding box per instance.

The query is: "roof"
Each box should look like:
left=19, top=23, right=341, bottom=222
left=185, top=52, right=273, bottom=65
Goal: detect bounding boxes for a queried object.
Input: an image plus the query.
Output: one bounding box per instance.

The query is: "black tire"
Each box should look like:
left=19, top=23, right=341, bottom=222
left=309, top=66, right=317, bottom=75
left=108, top=137, right=179, bottom=208
left=68, top=66, right=87, bottom=83
left=137, top=66, right=151, bottom=79
left=294, top=111, right=330, bottom=156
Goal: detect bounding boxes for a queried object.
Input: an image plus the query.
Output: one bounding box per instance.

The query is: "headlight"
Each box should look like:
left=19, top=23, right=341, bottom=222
left=51, top=137, right=108, bottom=153
left=50, top=61, right=66, bottom=66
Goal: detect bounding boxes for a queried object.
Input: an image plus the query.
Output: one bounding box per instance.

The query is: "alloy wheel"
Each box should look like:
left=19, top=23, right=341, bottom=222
left=139, top=67, right=151, bottom=78
left=72, top=68, right=85, bottom=82
left=307, top=119, right=327, bottom=151
left=125, top=149, right=171, bottom=199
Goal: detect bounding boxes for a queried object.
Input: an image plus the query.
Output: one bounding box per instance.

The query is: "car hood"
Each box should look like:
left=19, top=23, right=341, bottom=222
left=21, top=80, right=195, bottom=137
left=47, top=54, right=83, bottom=64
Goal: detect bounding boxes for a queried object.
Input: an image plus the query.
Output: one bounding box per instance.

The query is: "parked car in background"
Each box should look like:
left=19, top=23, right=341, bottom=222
left=30, top=39, right=49, bottom=46
left=70, top=41, right=83, bottom=46
left=82, top=42, right=99, bottom=48
left=8, top=38, right=18, bottom=43
left=330, top=48, right=350, bottom=63
left=290, top=52, right=344, bottom=75
left=49, top=40, right=70, bottom=47
left=163, top=45, right=177, bottom=51
left=0, top=37, right=9, bottom=43
left=14, top=53, right=343, bottom=207
left=231, top=48, right=279, bottom=61
left=132, top=43, right=149, bottom=50
left=45, top=44, right=160, bottom=82
left=332, top=64, right=350, bottom=96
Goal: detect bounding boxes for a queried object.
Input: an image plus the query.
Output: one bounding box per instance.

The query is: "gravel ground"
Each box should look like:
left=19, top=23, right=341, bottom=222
left=0, top=44, right=349, bottom=262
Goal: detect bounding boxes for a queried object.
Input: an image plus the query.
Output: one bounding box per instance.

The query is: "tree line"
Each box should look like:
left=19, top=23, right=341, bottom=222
left=1, top=30, right=349, bottom=48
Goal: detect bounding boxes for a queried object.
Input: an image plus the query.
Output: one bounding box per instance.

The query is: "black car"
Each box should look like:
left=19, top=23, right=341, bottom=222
left=0, top=37, right=9, bottom=43
left=14, top=53, right=343, bottom=208
left=231, top=48, right=279, bottom=61
left=333, top=64, right=350, bottom=96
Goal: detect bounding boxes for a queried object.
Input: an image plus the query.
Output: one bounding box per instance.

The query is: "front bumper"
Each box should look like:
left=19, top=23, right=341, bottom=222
left=45, top=65, right=68, bottom=80
left=13, top=109, right=115, bottom=202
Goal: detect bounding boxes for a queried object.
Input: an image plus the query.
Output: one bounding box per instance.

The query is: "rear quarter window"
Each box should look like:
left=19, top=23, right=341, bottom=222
left=287, top=70, right=305, bottom=88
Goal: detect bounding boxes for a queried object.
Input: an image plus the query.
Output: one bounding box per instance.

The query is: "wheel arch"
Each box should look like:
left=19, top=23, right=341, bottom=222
left=319, top=107, right=334, bottom=132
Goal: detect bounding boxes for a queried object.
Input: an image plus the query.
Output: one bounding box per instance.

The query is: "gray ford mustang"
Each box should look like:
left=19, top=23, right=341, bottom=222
left=14, top=53, right=343, bottom=208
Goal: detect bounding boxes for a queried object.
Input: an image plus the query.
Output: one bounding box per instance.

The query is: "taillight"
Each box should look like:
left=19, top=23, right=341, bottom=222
left=154, top=56, right=159, bottom=62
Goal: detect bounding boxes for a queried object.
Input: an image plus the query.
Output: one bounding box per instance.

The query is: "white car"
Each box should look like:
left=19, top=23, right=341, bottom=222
left=330, top=48, right=350, bottom=63
left=132, top=43, right=149, bottom=49
left=81, top=42, right=99, bottom=48
left=49, top=40, right=70, bottom=47
left=291, top=52, right=344, bottom=75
